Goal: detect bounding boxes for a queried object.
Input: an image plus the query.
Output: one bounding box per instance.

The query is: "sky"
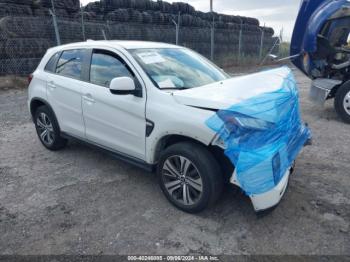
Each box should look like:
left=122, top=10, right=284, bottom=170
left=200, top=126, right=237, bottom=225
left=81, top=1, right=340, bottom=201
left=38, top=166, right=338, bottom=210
left=81, top=0, right=302, bottom=41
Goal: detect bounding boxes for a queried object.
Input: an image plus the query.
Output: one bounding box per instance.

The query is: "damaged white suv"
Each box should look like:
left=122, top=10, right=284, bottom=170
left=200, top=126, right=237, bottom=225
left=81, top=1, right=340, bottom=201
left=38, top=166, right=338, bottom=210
left=28, top=41, right=311, bottom=213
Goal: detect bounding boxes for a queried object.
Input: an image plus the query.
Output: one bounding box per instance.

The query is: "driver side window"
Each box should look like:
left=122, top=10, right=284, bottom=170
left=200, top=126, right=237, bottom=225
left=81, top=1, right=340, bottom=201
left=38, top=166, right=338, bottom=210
left=90, top=50, right=133, bottom=87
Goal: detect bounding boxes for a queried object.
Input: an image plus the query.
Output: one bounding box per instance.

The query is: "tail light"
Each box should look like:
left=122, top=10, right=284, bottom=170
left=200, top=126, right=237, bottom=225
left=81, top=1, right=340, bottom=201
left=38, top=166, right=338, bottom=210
left=28, top=74, right=33, bottom=85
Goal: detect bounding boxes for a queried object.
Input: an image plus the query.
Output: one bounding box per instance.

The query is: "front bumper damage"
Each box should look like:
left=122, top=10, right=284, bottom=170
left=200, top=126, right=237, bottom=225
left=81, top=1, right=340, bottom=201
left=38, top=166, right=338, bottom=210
left=206, top=67, right=312, bottom=212
left=235, top=166, right=292, bottom=212
left=230, top=138, right=312, bottom=212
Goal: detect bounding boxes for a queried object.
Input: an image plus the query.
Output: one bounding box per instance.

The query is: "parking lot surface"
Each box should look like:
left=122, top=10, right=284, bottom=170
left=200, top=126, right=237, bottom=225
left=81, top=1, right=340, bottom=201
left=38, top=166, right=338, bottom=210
left=0, top=67, right=349, bottom=255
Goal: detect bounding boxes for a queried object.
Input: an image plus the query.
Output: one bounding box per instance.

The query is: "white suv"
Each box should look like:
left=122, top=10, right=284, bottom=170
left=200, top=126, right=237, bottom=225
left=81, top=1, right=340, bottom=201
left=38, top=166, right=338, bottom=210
left=28, top=41, right=310, bottom=213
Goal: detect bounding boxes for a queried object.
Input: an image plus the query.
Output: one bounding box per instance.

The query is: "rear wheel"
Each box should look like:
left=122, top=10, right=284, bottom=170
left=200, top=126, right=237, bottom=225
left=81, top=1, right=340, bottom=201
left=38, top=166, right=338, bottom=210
left=334, top=82, right=350, bottom=124
left=157, top=142, right=224, bottom=213
left=34, top=105, right=67, bottom=151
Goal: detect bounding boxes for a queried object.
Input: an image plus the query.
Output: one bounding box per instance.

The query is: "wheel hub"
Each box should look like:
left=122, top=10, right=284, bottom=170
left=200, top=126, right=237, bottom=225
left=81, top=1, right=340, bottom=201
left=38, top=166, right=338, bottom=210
left=162, top=155, right=203, bottom=206
left=37, top=112, right=54, bottom=145
left=343, top=91, right=350, bottom=115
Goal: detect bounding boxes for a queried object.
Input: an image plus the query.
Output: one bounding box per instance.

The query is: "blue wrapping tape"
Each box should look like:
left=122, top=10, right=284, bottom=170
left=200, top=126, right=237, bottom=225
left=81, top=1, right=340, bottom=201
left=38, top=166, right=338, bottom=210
left=206, top=68, right=311, bottom=195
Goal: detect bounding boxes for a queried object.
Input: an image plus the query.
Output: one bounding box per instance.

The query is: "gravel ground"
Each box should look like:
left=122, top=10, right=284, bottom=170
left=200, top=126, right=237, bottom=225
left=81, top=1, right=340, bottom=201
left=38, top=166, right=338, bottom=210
left=0, top=67, right=349, bottom=255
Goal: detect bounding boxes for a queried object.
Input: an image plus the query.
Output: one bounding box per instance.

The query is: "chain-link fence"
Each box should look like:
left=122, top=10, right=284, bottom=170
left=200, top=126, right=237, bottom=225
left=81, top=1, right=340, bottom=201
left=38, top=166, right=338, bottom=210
left=0, top=5, right=280, bottom=76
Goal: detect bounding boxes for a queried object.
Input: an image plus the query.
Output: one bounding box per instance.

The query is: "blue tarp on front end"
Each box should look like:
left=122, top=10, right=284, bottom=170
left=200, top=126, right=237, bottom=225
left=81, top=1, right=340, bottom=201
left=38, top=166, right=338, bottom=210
left=206, top=68, right=311, bottom=195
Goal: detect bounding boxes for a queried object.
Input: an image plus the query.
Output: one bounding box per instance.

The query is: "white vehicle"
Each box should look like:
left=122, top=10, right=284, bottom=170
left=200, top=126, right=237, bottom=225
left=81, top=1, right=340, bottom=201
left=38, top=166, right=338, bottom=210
left=28, top=41, right=309, bottom=213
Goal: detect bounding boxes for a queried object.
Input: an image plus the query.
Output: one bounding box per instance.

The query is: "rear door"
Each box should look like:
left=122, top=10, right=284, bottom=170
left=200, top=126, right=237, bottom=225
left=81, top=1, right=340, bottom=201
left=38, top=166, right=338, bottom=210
left=46, top=48, right=90, bottom=138
left=81, top=48, right=147, bottom=160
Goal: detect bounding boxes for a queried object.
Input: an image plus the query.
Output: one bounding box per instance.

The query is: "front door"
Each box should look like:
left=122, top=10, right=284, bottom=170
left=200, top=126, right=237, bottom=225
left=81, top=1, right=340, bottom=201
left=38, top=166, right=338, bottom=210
left=81, top=49, right=147, bottom=160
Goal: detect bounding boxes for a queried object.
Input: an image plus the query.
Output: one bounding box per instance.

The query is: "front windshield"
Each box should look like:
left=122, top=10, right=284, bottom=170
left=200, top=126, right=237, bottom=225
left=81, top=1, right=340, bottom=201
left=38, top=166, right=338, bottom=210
left=129, top=48, right=227, bottom=89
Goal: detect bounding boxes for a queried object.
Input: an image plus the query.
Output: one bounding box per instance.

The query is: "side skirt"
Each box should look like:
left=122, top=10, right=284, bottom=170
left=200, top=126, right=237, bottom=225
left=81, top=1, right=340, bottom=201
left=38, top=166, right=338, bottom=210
left=61, top=132, right=155, bottom=173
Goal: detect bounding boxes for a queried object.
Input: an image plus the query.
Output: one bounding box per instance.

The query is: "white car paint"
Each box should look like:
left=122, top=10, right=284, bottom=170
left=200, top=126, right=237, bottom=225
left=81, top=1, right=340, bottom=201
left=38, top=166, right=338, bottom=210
left=28, top=40, right=296, bottom=211
left=230, top=167, right=291, bottom=212
left=172, top=67, right=290, bottom=110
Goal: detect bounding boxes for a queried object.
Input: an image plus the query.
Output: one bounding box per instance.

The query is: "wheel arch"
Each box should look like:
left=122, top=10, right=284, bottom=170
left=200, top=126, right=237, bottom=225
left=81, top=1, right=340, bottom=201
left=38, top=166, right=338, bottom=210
left=153, top=134, right=234, bottom=181
left=329, top=80, right=350, bottom=98
left=30, top=98, right=57, bottom=124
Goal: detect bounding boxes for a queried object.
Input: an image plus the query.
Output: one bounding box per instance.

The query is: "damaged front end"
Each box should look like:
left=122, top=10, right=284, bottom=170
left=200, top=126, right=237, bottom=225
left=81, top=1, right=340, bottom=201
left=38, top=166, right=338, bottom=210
left=206, top=67, right=312, bottom=211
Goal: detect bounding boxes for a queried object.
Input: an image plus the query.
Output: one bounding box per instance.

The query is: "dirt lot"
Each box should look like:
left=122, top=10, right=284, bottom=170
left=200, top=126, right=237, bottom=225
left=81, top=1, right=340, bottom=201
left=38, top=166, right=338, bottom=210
left=0, top=67, right=349, bottom=255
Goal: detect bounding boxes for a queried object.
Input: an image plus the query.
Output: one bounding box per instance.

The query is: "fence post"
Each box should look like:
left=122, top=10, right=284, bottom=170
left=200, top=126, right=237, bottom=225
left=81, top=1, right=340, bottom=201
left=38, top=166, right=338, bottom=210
left=177, top=12, right=181, bottom=45
left=81, top=3, right=86, bottom=41
left=49, top=0, right=61, bottom=46
left=260, top=36, right=280, bottom=65
left=172, top=12, right=180, bottom=45
left=259, top=27, right=264, bottom=60
left=210, top=16, right=215, bottom=61
left=106, top=20, right=111, bottom=39
left=237, top=17, right=243, bottom=61
left=102, top=29, right=107, bottom=40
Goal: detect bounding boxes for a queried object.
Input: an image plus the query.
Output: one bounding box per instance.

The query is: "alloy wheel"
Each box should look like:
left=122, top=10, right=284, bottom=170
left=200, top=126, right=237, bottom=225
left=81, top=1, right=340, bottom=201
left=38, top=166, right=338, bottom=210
left=36, top=112, right=54, bottom=146
left=161, top=155, right=203, bottom=206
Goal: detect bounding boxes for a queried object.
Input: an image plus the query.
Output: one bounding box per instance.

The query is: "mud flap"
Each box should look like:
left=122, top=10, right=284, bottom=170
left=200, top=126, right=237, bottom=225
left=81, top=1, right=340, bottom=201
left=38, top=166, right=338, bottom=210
left=309, top=78, right=342, bottom=105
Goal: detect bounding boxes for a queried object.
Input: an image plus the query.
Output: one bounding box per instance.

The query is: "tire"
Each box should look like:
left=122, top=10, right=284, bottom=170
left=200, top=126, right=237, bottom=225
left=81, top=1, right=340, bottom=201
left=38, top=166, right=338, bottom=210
left=334, top=82, right=350, bottom=124
left=34, top=105, right=67, bottom=151
left=157, top=142, right=224, bottom=213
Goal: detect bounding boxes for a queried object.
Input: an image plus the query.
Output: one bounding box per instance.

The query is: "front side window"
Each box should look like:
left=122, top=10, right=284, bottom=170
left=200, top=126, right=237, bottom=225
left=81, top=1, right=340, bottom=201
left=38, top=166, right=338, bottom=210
left=56, top=49, right=84, bottom=79
left=129, top=48, right=227, bottom=89
left=90, top=50, right=133, bottom=87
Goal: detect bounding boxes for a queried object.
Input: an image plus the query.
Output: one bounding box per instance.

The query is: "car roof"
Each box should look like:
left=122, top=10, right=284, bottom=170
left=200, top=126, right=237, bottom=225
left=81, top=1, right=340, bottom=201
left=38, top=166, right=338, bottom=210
left=49, top=40, right=180, bottom=53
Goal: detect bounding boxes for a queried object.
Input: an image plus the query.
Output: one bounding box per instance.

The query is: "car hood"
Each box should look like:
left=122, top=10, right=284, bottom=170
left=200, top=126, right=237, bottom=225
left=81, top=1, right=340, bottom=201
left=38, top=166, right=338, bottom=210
left=172, top=67, right=292, bottom=110
left=291, top=0, right=350, bottom=74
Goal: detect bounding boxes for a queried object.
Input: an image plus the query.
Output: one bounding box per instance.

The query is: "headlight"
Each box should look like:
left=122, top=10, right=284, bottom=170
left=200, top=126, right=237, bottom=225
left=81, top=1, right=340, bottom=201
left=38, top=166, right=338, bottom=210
left=235, top=116, right=272, bottom=130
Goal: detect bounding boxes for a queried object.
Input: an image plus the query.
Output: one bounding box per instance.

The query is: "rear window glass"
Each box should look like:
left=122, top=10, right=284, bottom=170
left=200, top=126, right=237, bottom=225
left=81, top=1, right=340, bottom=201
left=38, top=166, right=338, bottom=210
left=56, top=49, right=84, bottom=79
left=44, top=52, right=60, bottom=73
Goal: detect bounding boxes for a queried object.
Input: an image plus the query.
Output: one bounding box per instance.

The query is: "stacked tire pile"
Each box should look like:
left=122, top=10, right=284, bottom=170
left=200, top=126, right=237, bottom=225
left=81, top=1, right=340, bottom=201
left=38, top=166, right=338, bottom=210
left=84, top=0, right=275, bottom=63
left=0, top=0, right=276, bottom=75
left=0, top=0, right=80, bottom=75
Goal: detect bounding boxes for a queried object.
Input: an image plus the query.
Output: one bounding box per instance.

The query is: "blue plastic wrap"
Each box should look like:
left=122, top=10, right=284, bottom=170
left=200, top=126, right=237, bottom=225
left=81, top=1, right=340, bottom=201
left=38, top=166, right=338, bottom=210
left=206, top=67, right=311, bottom=196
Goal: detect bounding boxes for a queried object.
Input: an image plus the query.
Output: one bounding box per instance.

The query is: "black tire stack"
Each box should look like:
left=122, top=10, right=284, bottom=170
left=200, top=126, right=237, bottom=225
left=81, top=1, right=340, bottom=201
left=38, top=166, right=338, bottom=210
left=0, top=0, right=276, bottom=75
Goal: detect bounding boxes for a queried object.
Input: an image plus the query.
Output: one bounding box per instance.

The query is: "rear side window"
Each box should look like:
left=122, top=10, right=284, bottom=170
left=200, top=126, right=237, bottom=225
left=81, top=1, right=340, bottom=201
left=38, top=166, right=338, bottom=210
left=44, top=52, right=60, bottom=73
left=56, top=49, right=85, bottom=79
left=90, top=50, right=133, bottom=87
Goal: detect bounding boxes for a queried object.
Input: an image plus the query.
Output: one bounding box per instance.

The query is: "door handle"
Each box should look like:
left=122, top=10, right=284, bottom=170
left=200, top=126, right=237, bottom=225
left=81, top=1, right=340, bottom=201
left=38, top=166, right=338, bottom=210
left=47, top=81, right=56, bottom=89
left=83, top=94, right=95, bottom=103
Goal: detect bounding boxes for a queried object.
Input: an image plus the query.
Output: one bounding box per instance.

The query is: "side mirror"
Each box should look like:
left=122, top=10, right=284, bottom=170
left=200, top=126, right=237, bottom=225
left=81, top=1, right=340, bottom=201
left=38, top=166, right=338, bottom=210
left=109, top=77, right=138, bottom=96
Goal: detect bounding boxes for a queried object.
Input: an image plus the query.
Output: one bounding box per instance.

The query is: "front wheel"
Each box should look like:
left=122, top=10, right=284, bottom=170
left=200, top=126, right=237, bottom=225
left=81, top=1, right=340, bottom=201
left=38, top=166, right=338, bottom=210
left=334, top=82, right=350, bottom=124
left=157, top=142, right=224, bottom=213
